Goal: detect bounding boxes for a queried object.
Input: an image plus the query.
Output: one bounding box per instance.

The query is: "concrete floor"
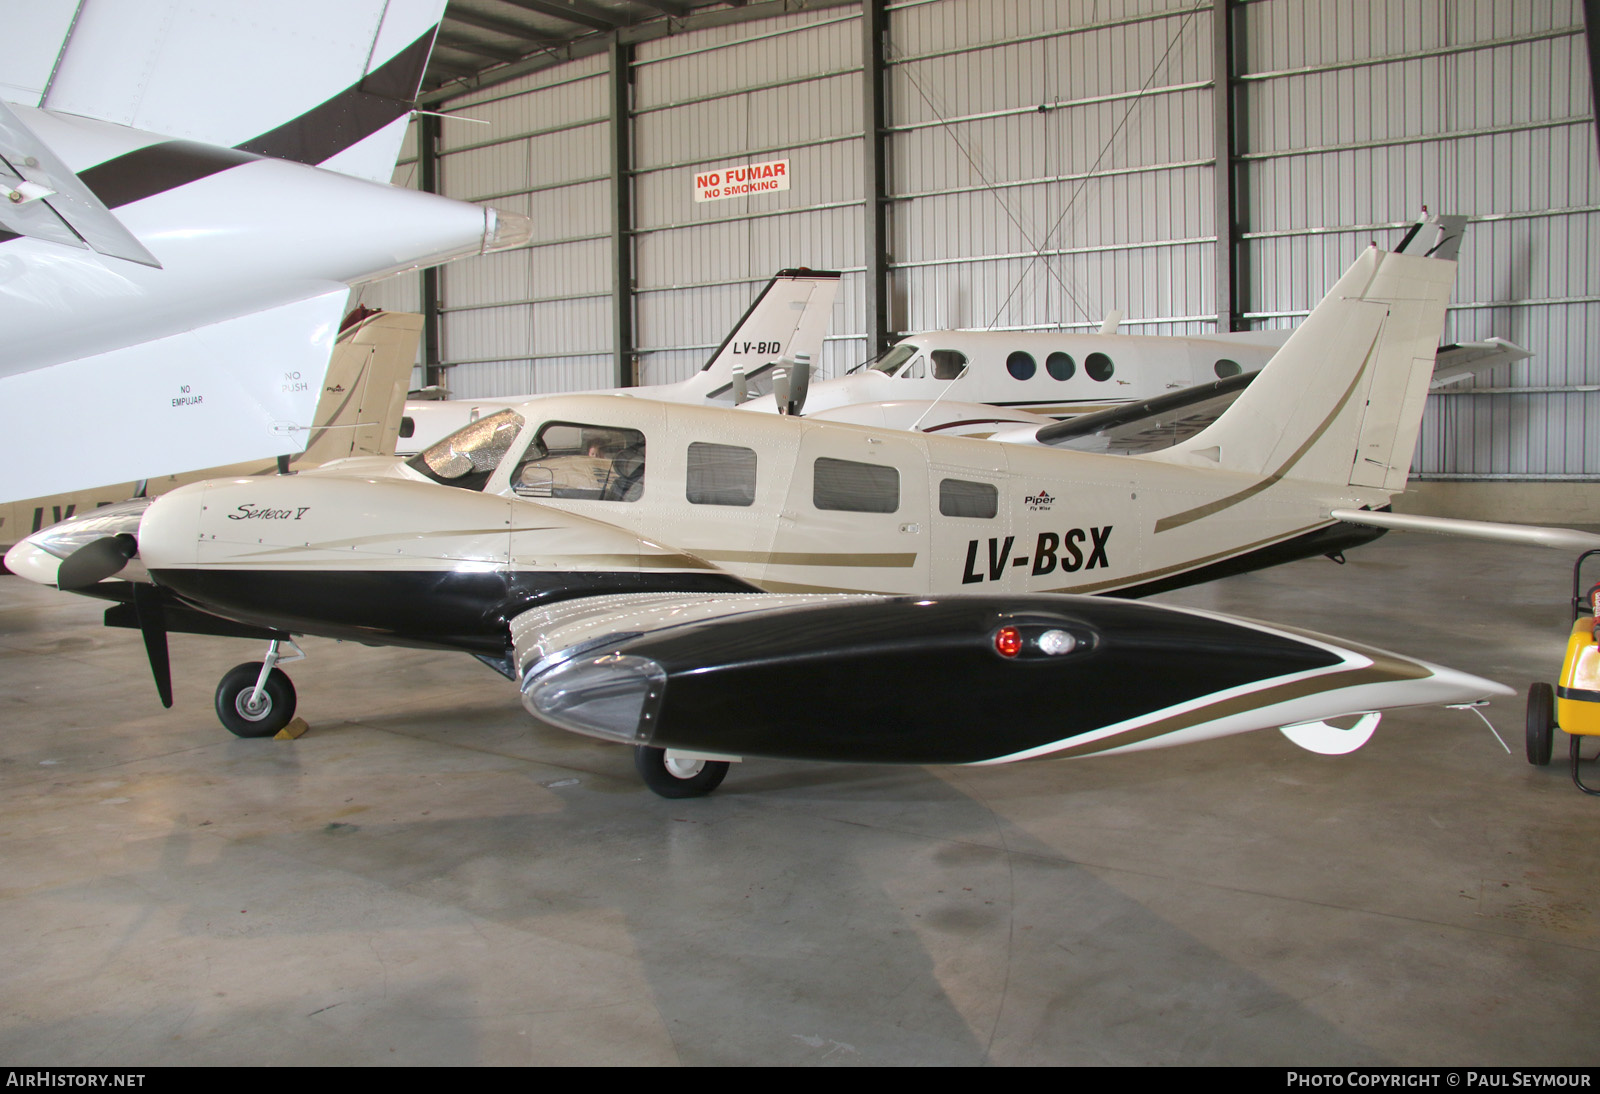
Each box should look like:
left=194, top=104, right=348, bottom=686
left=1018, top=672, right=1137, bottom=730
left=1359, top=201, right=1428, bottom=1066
left=1, top=532, right=1597, bottom=1066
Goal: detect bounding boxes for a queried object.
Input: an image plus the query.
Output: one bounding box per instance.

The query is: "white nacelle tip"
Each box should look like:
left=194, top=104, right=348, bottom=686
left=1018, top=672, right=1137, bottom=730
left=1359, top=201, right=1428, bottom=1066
left=1278, top=712, right=1381, bottom=755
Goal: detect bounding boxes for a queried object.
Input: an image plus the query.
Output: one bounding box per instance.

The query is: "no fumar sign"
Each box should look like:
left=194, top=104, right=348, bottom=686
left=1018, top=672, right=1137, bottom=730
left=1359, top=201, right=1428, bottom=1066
left=694, top=159, right=790, bottom=202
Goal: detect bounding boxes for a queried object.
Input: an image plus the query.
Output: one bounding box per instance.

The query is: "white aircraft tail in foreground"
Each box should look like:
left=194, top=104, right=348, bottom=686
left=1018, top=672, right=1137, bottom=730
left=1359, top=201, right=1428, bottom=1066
left=0, top=0, right=529, bottom=503
left=7, top=238, right=1512, bottom=797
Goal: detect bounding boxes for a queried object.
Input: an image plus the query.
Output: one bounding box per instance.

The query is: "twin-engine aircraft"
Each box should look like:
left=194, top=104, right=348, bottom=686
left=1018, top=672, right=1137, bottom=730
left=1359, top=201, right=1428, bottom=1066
left=7, top=241, right=1512, bottom=797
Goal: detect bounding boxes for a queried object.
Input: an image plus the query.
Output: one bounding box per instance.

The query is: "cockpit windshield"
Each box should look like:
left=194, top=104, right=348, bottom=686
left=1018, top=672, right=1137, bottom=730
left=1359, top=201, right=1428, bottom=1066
left=865, top=343, right=918, bottom=376
left=405, top=408, right=526, bottom=491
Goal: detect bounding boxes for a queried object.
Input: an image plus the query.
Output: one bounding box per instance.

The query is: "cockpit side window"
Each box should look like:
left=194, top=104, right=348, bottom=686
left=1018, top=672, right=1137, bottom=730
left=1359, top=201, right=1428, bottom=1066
left=511, top=421, right=647, bottom=501
left=867, top=343, right=918, bottom=376
left=406, top=409, right=526, bottom=492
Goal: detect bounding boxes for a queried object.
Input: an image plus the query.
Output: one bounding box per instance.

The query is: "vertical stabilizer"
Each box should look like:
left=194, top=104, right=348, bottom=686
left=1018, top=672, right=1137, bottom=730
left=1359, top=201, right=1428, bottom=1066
left=301, top=311, right=423, bottom=463
left=1149, top=244, right=1456, bottom=494
left=678, top=270, right=840, bottom=404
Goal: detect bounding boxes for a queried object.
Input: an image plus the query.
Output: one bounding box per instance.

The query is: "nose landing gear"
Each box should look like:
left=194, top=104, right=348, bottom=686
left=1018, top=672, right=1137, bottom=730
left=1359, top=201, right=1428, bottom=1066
left=214, top=639, right=303, bottom=738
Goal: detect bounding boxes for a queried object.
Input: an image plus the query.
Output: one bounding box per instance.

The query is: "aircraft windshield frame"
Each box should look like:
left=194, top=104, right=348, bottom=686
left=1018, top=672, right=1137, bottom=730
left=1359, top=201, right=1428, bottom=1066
left=406, top=408, right=527, bottom=491
left=867, top=343, right=918, bottom=376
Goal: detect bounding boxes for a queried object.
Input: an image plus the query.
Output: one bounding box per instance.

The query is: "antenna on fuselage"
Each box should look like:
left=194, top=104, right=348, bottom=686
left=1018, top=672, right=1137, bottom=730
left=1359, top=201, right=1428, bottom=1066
left=909, top=362, right=972, bottom=433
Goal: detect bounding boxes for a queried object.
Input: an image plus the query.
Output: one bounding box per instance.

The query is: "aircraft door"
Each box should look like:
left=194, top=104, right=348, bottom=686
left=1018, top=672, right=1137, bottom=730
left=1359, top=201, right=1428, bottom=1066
left=766, top=428, right=929, bottom=594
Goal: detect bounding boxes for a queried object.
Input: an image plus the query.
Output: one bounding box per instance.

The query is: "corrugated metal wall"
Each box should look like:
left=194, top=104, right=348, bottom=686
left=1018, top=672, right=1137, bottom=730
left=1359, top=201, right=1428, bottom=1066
left=1237, top=0, right=1599, bottom=480
left=632, top=9, right=866, bottom=384
left=887, top=0, right=1216, bottom=337
left=385, top=0, right=1596, bottom=481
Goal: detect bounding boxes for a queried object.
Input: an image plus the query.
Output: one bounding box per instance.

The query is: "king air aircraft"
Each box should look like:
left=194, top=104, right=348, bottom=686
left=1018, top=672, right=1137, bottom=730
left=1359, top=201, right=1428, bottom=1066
left=8, top=238, right=1514, bottom=797
left=0, top=0, right=529, bottom=504
left=736, top=214, right=1530, bottom=442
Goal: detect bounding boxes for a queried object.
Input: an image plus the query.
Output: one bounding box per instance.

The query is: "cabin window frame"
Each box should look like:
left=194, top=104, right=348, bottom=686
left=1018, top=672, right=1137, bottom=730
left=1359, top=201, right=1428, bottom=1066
left=686, top=441, right=758, bottom=507
left=813, top=457, right=900, bottom=513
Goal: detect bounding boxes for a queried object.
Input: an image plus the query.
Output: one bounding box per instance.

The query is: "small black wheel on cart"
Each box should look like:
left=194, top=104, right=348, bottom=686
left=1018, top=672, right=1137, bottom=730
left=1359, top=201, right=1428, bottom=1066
left=1526, top=681, right=1555, bottom=766
left=215, top=662, right=297, bottom=738
left=633, top=745, right=729, bottom=798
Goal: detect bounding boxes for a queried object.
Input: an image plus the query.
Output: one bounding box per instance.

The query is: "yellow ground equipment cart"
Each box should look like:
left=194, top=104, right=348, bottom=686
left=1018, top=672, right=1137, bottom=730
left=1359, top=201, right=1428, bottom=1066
left=1527, top=549, right=1600, bottom=795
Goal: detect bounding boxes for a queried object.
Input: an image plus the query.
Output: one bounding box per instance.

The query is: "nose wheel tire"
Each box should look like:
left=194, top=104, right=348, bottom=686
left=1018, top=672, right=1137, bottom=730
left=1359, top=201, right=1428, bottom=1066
left=633, top=745, right=729, bottom=798
left=1526, top=682, right=1555, bottom=766
left=216, top=662, right=297, bottom=738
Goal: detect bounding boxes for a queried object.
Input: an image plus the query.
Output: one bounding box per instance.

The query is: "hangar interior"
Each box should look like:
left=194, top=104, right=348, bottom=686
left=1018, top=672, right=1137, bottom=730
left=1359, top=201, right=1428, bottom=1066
left=362, top=0, right=1600, bottom=517
left=4, top=0, right=1600, bottom=1068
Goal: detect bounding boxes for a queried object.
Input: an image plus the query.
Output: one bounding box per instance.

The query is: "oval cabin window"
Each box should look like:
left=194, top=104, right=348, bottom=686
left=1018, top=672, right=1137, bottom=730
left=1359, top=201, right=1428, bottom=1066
left=1085, top=352, right=1114, bottom=382
left=1046, top=352, right=1075, bottom=381
left=1006, top=351, right=1036, bottom=380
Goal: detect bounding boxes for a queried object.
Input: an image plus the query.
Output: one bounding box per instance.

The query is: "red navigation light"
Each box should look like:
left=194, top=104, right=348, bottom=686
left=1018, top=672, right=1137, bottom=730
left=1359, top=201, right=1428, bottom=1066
left=994, top=626, right=1023, bottom=658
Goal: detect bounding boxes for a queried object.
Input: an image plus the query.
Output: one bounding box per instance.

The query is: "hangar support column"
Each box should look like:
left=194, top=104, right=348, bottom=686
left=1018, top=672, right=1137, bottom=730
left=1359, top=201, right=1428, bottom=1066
left=610, top=37, right=636, bottom=389
left=1212, top=0, right=1244, bottom=334
left=862, top=0, right=891, bottom=360
left=419, top=111, right=445, bottom=388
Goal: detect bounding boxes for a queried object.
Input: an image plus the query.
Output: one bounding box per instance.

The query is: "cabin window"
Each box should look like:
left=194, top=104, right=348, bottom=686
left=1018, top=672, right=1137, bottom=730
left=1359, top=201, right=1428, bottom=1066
left=1086, top=352, right=1115, bottom=382
left=398, top=417, right=415, bottom=439
left=939, top=478, right=998, bottom=519
left=813, top=457, right=899, bottom=513
left=686, top=442, right=757, bottom=506
left=1214, top=358, right=1242, bottom=378
left=1006, top=351, right=1036, bottom=381
left=931, top=350, right=968, bottom=380
left=406, top=409, right=525, bottom=492
left=1046, top=352, right=1075, bottom=381
left=511, top=421, right=646, bottom=501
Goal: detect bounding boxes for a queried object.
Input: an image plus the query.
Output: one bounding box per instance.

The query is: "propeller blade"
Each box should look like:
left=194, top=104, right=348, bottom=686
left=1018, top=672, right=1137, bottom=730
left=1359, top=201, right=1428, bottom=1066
left=55, top=535, right=135, bottom=590
left=131, top=583, right=173, bottom=709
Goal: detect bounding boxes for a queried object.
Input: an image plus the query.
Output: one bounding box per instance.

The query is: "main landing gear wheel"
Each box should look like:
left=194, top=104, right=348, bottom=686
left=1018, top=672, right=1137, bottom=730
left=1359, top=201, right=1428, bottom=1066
left=1526, top=681, right=1555, bottom=767
left=633, top=746, right=729, bottom=799
left=215, top=662, right=297, bottom=738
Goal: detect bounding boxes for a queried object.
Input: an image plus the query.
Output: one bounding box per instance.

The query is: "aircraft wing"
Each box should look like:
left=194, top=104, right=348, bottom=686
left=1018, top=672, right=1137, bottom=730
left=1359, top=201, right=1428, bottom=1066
left=509, top=591, right=1508, bottom=766
left=1022, top=372, right=1257, bottom=454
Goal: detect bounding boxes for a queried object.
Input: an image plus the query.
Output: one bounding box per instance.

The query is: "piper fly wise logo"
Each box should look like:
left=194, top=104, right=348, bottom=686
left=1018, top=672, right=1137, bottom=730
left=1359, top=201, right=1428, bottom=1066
left=695, top=159, right=790, bottom=202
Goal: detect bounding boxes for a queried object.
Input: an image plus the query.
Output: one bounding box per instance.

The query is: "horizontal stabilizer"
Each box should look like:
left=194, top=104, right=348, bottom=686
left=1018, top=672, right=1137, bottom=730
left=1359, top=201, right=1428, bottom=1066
left=0, top=287, right=350, bottom=503
left=1332, top=509, right=1600, bottom=551
left=0, top=100, right=160, bottom=267
left=1430, top=338, right=1534, bottom=387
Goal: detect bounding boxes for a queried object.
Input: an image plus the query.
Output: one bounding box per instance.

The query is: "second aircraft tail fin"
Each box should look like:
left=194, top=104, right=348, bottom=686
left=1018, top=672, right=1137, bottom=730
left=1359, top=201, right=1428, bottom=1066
left=674, top=269, right=840, bottom=404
